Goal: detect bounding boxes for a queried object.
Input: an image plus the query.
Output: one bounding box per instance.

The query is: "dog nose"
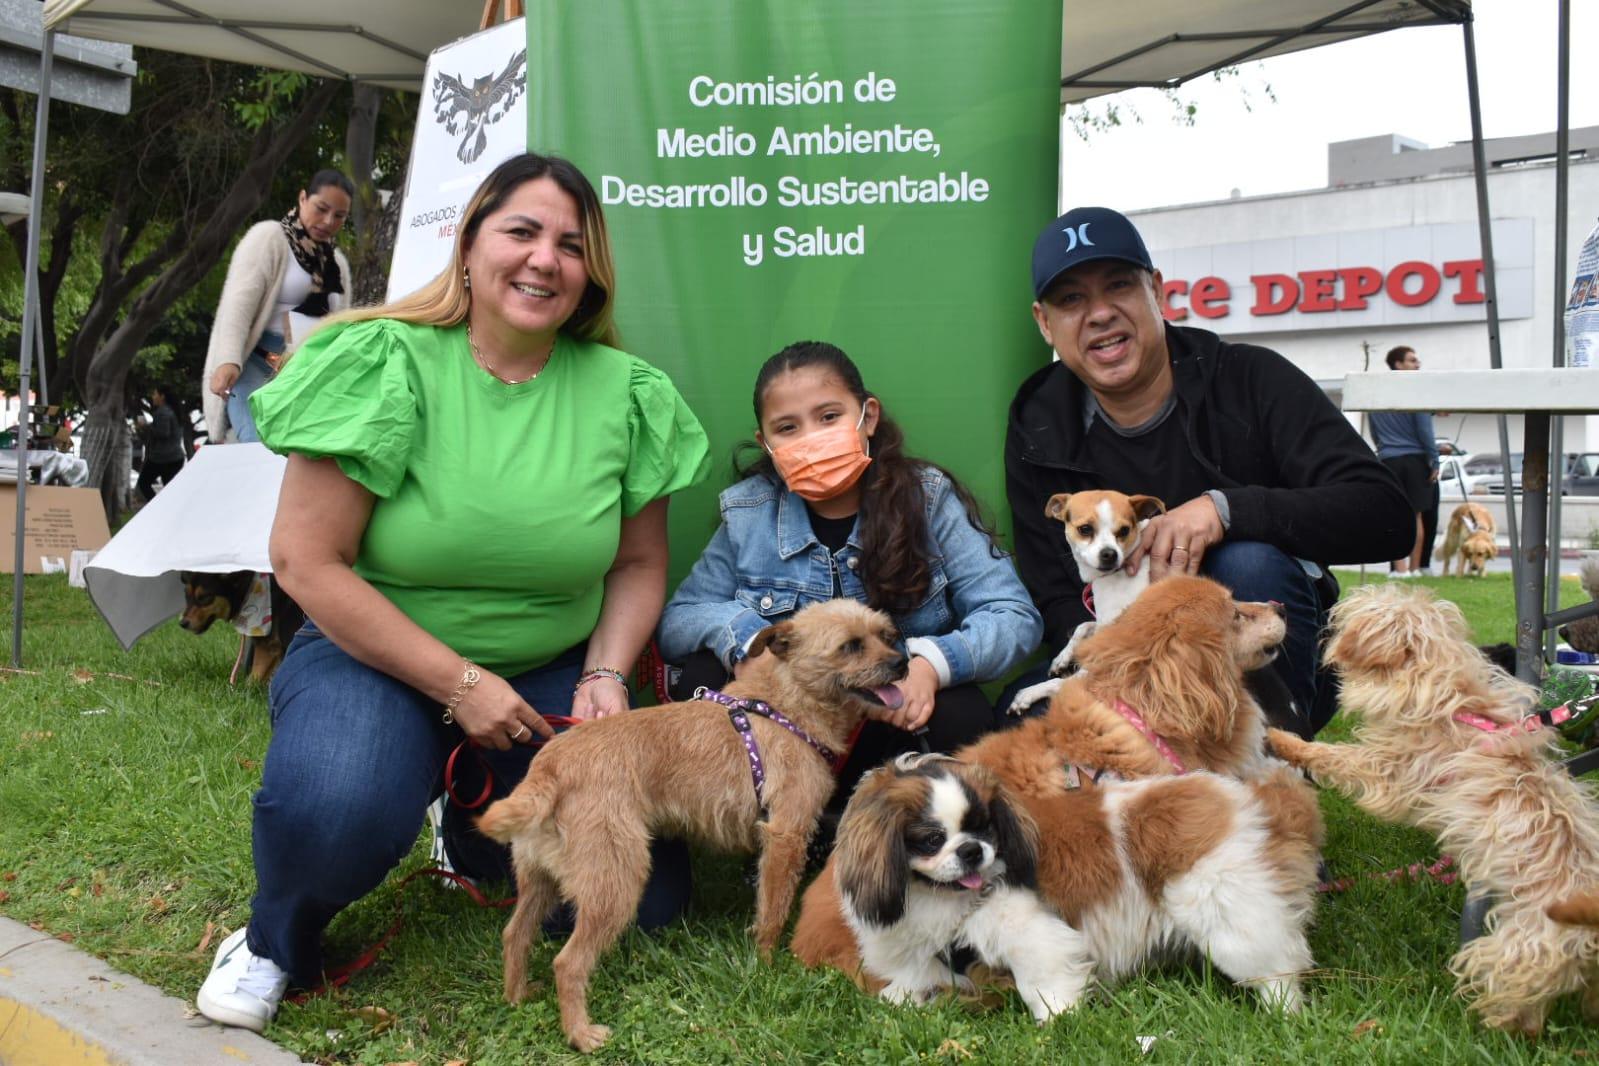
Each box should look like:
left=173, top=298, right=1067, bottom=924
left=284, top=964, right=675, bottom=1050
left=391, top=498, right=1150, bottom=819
left=956, top=841, right=984, bottom=869
left=1269, top=600, right=1285, bottom=618
left=891, top=653, right=909, bottom=678
left=1097, top=547, right=1118, bottom=568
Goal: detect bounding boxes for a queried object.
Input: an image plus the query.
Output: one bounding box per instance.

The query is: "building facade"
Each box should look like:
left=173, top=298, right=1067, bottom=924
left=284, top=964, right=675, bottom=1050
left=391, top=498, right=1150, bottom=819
left=1130, top=126, right=1599, bottom=458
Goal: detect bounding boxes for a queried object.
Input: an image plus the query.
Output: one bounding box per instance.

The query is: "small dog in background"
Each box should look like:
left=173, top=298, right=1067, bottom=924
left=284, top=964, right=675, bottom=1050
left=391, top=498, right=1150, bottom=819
left=791, top=754, right=1091, bottom=1022
left=477, top=598, right=908, bottom=1053
left=1439, top=502, right=1497, bottom=577
left=178, top=570, right=304, bottom=682
left=1558, top=556, right=1599, bottom=655
left=1007, top=490, right=1165, bottom=714
left=1269, top=582, right=1599, bottom=1034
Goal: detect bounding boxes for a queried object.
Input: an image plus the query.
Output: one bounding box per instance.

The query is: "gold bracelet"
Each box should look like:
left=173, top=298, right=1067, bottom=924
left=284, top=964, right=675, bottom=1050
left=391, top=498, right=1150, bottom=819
left=442, top=661, right=481, bottom=725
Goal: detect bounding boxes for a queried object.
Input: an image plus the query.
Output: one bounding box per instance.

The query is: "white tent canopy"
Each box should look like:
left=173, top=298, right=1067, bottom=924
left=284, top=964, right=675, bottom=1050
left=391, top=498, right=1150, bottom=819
left=42, top=0, right=1471, bottom=101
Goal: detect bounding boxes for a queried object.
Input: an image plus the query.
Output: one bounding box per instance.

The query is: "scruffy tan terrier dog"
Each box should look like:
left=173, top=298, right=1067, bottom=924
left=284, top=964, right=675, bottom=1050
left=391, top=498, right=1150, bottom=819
left=477, top=598, right=907, bottom=1053
left=1270, top=582, right=1599, bottom=1035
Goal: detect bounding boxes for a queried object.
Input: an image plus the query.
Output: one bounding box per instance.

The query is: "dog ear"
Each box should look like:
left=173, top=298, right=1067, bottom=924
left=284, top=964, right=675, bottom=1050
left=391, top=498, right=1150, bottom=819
left=1129, top=494, right=1166, bottom=522
left=834, top=786, right=911, bottom=927
left=748, top=621, right=794, bottom=660
left=988, top=789, right=1039, bottom=889
left=1044, top=493, right=1073, bottom=524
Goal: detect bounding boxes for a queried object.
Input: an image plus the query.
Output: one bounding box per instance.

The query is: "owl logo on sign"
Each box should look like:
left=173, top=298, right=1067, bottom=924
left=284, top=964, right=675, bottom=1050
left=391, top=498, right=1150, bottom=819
left=431, top=49, right=528, bottom=164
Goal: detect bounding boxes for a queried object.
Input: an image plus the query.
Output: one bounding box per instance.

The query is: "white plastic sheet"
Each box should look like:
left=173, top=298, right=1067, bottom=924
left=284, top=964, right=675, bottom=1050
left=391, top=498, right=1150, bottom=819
left=83, top=443, right=286, bottom=649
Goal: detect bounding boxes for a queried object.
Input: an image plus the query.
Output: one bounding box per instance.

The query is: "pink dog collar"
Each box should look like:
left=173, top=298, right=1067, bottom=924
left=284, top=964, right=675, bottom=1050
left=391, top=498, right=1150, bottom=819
left=1112, top=698, right=1188, bottom=774
left=1451, top=705, right=1570, bottom=734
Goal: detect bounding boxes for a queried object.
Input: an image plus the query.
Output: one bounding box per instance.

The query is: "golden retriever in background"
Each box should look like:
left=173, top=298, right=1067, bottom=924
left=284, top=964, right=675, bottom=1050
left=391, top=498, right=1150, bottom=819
left=1439, top=502, right=1497, bottom=577
left=972, top=576, right=1289, bottom=792
left=1269, top=582, right=1599, bottom=1035
left=476, top=599, right=907, bottom=1053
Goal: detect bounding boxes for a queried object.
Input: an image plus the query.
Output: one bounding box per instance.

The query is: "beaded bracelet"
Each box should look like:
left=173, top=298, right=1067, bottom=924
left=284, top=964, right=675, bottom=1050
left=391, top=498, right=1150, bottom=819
left=574, top=667, right=628, bottom=694
left=442, top=661, right=481, bottom=724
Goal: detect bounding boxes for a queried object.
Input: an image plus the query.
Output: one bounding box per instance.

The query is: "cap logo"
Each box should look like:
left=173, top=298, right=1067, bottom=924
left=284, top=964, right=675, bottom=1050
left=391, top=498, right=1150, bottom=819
left=1062, top=222, right=1094, bottom=253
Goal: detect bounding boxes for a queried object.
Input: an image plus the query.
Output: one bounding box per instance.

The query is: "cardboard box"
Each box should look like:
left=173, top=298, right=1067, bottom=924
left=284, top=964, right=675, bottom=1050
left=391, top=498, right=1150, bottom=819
left=0, top=483, right=113, bottom=574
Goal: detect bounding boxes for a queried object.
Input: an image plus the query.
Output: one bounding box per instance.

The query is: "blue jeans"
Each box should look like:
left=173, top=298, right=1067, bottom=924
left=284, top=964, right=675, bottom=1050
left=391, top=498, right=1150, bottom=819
left=225, top=351, right=275, bottom=443
left=247, top=623, right=691, bottom=984
left=997, top=540, right=1332, bottom=736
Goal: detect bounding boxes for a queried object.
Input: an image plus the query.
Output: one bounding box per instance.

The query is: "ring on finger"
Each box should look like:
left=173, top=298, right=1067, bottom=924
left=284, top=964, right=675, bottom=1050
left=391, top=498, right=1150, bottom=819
left=510, top=723, right=529, bottom=740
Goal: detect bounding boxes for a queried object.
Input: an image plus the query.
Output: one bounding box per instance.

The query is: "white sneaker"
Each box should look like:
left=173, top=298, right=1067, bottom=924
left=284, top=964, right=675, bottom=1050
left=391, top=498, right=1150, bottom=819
left=426, top=797, right=477, bottom=890
left=196, top=926, right=289, bottom=1032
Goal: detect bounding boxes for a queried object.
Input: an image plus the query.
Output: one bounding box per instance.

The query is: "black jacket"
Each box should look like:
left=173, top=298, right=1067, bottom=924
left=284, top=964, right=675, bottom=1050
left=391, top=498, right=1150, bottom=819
left=1006, top=324, right=1413, bottom=651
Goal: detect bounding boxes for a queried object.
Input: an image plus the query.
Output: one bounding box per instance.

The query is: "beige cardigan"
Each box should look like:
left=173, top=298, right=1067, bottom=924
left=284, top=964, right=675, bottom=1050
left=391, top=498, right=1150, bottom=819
left=202, top=220, right=352, bottom=441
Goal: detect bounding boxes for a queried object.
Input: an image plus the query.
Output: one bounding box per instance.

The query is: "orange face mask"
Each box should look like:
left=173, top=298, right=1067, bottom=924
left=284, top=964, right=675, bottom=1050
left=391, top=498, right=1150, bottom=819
left=765, top=408, right=872, bottom=502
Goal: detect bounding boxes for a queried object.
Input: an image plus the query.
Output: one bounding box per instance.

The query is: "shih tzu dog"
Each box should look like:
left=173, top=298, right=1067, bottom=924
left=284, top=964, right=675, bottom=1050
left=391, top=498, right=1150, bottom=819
left=792, top=753, right=1092, bottom=1022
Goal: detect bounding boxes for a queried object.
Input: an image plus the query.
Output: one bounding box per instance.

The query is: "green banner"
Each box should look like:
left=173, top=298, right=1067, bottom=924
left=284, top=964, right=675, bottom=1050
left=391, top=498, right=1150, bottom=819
left=528, top=2, right=1061, bottom=576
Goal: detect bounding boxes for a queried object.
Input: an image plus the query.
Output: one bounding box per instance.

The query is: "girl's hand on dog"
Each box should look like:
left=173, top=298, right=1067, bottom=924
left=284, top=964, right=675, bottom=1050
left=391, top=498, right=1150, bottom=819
left=1131, top=497, right=1225, bottom=580
left=877, top=656, right=938, bottom=732
left=454, top=672, right=553, bottom=750
left=572, top=676, right=629, bottom=721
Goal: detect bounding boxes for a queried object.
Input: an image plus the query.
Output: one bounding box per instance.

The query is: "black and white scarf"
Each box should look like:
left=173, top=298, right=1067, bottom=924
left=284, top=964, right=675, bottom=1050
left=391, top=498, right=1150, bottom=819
left=279, top=207, right=344, bottom=317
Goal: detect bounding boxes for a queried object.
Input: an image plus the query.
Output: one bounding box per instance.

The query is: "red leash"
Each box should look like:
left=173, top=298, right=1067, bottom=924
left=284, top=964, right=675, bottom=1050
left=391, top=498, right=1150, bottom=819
left=443, top=714, right=581, bottom=809
left=1317, top=855, right=1457, bottom=894
left=286, top=866, right=515, bottom=1003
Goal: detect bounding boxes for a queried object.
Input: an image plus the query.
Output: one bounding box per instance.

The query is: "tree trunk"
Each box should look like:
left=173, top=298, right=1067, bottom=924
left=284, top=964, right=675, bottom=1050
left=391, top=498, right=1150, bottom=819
left=344, top=82, right=391, bottom=306
left=80, top=415, right=130, bottom=519
left=79, top=77, right=342, bottom=520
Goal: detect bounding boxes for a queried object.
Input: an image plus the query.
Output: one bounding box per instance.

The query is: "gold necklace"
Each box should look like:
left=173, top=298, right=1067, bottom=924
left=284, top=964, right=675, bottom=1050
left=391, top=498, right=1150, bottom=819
left=466, top=323, right=552, bottom=385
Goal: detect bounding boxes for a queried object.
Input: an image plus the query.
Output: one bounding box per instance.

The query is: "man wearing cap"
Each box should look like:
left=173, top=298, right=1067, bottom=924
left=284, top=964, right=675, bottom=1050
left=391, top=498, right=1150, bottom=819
left=1006, top=207, right=1412, bottom=736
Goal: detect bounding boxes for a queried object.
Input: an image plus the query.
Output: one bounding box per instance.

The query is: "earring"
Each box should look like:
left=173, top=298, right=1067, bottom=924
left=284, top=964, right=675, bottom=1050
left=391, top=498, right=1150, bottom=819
left=463, top=267, right=471, bottom=290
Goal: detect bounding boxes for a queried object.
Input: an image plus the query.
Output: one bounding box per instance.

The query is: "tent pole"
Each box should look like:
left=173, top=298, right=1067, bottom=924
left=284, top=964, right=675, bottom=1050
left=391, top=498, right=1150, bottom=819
left=11, top=29, right=54, bottom=668
left=1460, top=15, right=1520, bottom=612
left=1544, top=0, right=1571, bottom=661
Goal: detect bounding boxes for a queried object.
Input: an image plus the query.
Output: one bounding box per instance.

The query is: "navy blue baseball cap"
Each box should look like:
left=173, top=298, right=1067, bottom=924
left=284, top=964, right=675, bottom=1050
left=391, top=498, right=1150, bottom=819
left=1031, top=207, right=1155, bottom=299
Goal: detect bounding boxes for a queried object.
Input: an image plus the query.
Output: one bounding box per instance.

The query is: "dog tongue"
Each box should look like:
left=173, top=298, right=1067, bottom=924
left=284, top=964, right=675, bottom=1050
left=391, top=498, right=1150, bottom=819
left=958, top=873, right=985, bottom=890
left=874, top=685, right=905, bottom=709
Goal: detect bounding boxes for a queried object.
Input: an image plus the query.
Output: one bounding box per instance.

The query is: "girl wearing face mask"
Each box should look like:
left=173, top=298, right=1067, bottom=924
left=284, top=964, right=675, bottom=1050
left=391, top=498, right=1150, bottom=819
left=657, top=340, right=1041, bottom=818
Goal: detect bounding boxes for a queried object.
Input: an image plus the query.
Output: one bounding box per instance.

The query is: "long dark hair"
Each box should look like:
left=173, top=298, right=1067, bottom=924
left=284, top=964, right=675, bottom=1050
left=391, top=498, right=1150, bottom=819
left=736, top=341, right=1000, bottom=611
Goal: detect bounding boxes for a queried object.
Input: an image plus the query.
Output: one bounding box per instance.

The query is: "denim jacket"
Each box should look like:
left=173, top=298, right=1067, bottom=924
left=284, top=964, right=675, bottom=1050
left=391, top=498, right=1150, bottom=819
left=657, top=467, right=1042, bottom=687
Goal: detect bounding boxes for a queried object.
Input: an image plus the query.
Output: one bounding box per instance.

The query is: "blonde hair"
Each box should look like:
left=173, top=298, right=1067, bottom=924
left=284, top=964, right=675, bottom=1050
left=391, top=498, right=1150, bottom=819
left=319, top=153, right=620, bottom=348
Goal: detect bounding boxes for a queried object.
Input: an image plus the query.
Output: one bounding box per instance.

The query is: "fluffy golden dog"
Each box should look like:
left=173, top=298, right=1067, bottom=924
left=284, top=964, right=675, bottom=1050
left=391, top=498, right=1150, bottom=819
left=978, top=576, right=1290, bottom=792
left=1269, top=582, right=1599, bottom=1034
left=1439, top=502, right=1497, bottom=577
left=791, top=754, right=1091, bottom=1021
left=477, top=599, right=907, bottom=1052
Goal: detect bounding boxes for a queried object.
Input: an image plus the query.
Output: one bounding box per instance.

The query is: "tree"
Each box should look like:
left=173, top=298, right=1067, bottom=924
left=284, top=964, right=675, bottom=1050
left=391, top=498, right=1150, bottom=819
left=2, top=54, right=416, bottom=517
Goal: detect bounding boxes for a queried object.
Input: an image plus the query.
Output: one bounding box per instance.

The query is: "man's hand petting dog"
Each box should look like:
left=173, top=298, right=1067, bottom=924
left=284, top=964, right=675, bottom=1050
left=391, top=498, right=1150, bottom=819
left=454, top=672, right=555, bottom=750
left=1129, top=496, right=1224, bottom=580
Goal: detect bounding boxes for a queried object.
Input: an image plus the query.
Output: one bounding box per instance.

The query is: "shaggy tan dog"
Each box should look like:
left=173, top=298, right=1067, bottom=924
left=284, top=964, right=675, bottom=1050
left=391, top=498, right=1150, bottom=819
left=973, top=575, right=1290, bottom=792
left=794, top=576, right=1324, bottom=1011
left=1269, top=582, right=1599, bottom=1035
left=477, top=598, right=907, bottom=1052
left=1439, top=502, right=1497, bottom=577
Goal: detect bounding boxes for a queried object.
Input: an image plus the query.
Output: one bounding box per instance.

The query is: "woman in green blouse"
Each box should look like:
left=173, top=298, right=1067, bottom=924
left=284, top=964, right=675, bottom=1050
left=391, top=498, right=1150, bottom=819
left=196, top=154, right=710, bottom=1033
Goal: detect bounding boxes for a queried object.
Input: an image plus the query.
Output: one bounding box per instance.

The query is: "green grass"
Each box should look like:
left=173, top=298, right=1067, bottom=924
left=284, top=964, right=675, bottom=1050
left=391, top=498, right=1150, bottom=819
left=2, top=572, right=1597, bottom=1064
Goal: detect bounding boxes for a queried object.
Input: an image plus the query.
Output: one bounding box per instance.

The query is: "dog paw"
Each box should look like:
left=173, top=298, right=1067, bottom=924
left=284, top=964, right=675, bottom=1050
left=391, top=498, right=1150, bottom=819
left=566, top=1022, right=612, bottom=1053
left=1265, top=728, right=1306, bottom=762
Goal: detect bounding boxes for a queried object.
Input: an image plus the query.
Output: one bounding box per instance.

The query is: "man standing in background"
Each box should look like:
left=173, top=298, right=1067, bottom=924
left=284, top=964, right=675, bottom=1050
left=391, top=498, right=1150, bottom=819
left=1369, top=346, right=1437, bottom=577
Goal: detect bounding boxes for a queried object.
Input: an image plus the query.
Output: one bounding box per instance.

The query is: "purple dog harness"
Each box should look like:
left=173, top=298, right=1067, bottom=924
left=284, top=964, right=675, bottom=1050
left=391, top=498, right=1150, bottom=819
left=693, top=687, right=838, bottom=813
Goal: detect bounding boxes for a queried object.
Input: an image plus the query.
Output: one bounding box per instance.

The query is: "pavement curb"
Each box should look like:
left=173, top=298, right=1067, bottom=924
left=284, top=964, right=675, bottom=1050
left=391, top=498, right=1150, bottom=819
left=0, top=915, right=303, bottom=1066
